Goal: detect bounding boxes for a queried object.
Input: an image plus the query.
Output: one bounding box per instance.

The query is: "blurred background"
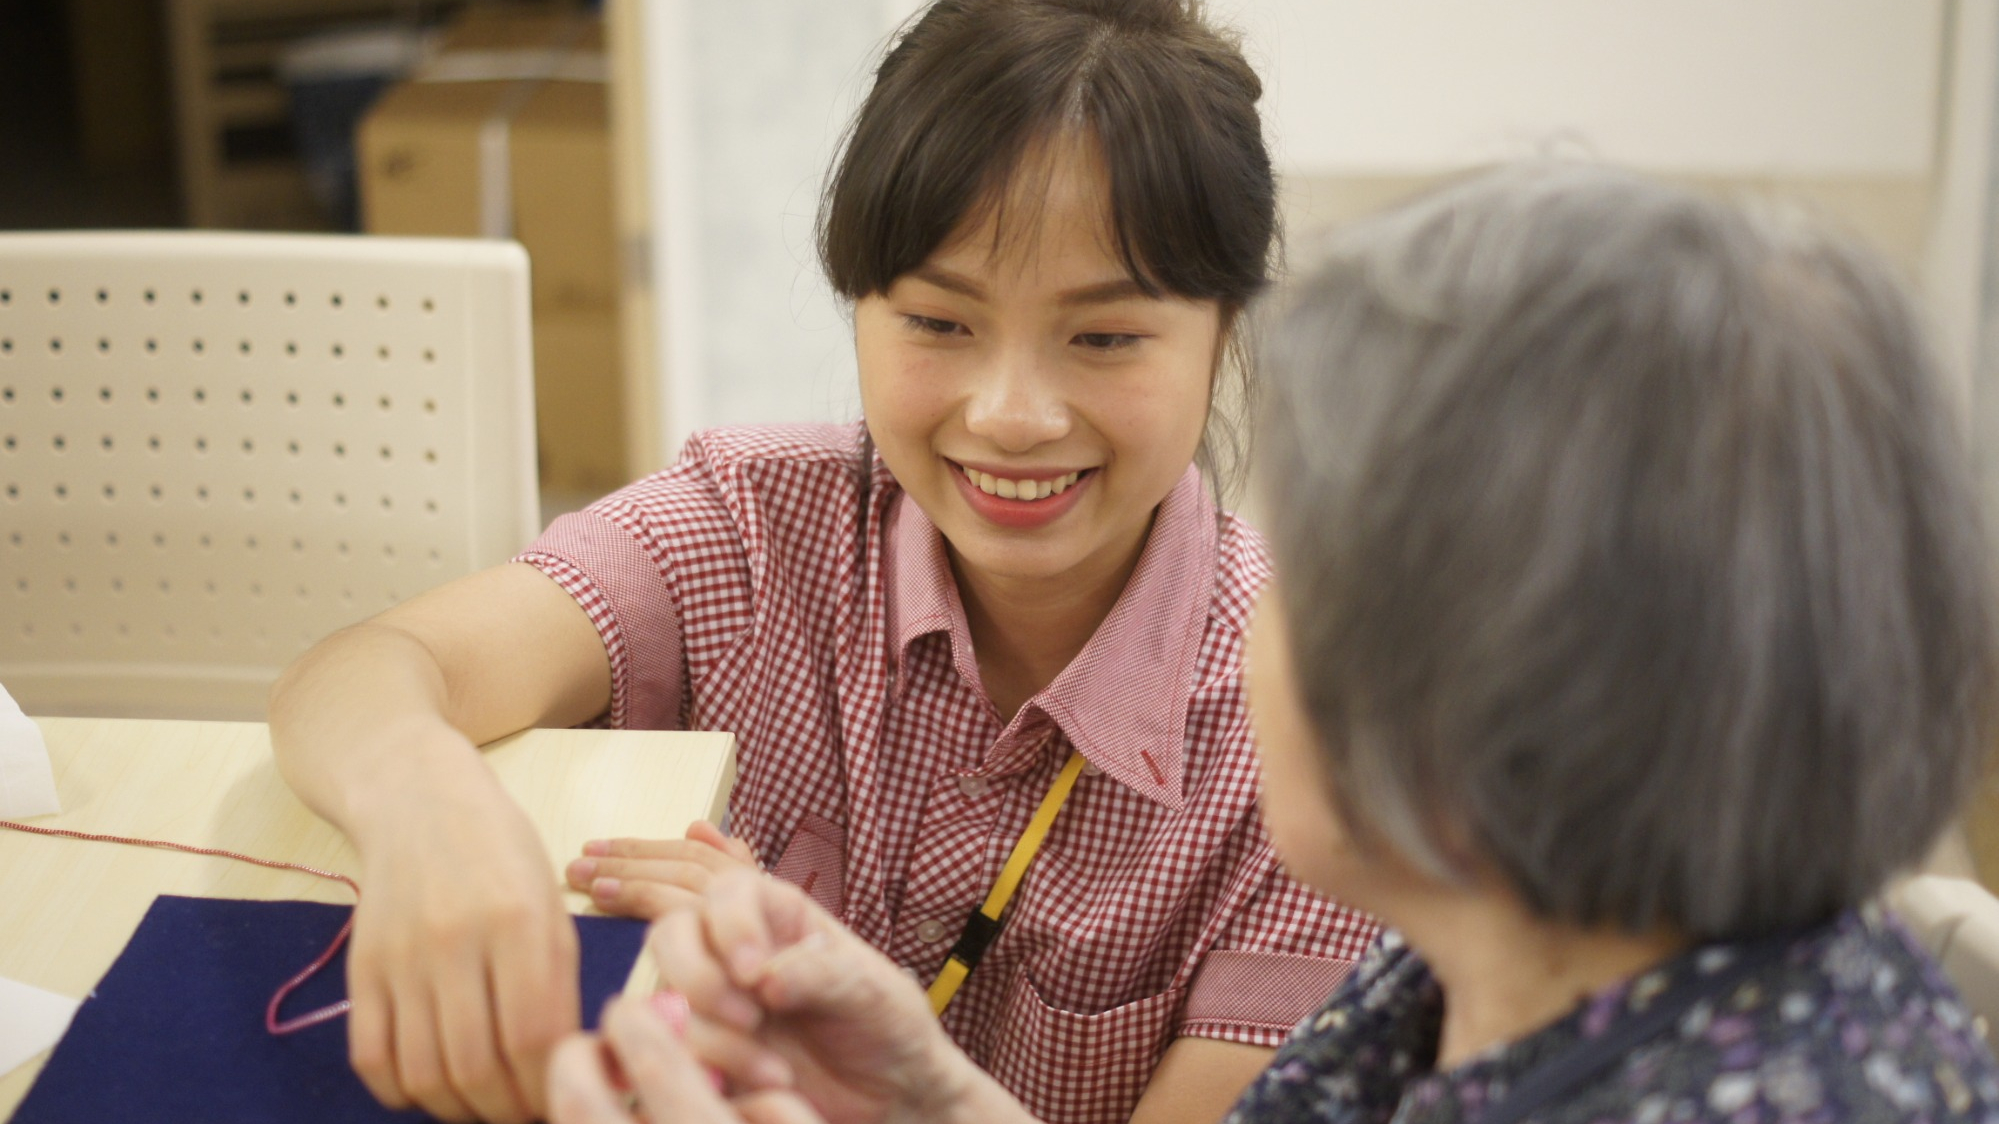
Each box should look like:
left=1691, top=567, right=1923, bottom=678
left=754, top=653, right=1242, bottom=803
left=5, top=0, right=1981, bottom=485
left=4, top=0, right=1998, bottom=859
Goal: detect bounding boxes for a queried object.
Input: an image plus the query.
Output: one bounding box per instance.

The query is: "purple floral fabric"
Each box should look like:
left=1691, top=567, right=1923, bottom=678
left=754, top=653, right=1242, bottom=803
left=1225, top=908, right=1999, bottom=1124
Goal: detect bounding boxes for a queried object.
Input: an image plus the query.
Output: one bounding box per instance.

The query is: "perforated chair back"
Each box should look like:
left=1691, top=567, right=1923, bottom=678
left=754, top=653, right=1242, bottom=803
left=0, top=232, right=538, bottom=719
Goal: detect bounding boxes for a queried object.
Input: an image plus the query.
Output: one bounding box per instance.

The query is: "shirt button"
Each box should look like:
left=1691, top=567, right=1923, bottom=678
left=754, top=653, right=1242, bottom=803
left=957, top=775, right=989, bottom=797
left=916, top=918, right=950, bottom=943
left=1081, top=760, right=1102, bottom=777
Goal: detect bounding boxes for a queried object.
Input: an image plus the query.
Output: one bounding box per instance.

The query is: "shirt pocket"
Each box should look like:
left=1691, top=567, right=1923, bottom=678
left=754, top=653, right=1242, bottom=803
left=768, top=812, right=845, bottom=917
left=984, top=974, right=1187, bottom=1124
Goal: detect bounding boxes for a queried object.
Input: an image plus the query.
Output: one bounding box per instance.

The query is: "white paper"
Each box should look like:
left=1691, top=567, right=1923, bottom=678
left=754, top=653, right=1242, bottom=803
left=0, top=682, right=60, bottom=817
left=0, top=976, right=79, bottom=1079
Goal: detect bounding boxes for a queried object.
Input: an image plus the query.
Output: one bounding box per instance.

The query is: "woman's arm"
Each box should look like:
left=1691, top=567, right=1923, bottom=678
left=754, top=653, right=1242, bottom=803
left=1127, top=1039, right=1272, bottom=1124
left=269, top=561, right=614, bottom=1123
left=271, top=561, right=612, bottom=805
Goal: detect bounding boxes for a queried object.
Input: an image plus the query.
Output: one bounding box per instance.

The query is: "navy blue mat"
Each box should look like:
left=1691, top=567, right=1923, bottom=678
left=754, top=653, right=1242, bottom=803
left=15, top=896, right=646, bottom=1123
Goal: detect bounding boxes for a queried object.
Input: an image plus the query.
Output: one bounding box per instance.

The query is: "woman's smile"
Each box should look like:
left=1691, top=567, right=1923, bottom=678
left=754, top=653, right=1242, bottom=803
left=854, top=131, right=1219, bottom=591
left=946, top=459, right=1099, bottom=529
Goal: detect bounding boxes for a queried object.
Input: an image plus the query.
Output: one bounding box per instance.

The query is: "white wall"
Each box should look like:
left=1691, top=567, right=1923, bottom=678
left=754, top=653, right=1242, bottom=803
left=640, top=0, right=881, bottom=456
left=1927, top=1, right=1999, bottom=415
left=1222, top=0, right=1945, bottom=177
left=638, top=1, right=1956, bottom=452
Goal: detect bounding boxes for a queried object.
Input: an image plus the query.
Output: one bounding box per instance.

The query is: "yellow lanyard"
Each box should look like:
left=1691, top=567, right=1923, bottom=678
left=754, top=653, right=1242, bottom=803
left=926, top=751, right=1088, bottom=1015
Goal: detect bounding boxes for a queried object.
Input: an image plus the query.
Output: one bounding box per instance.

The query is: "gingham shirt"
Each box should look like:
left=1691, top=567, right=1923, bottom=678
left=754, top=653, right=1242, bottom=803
left=519, top=425, right=1379, bottom=1124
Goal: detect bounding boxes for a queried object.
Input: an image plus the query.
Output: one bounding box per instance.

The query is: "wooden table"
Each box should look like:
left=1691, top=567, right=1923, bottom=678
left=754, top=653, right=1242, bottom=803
left=0, top=717, right=736, bottom=1114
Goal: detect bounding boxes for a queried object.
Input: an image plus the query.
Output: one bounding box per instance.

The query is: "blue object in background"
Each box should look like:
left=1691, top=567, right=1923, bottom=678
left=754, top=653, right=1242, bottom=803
left=280, top=27, right=429, bottom=231
left=15, top=896, right=647, bottom=1123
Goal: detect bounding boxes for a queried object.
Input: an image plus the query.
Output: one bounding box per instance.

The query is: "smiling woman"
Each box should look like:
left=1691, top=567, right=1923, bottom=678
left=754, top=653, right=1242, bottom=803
left=545, top=161, right=1999, bottom=1124
left=854, top=133, right=1221, bottom=681
left=267, top=4, right=1376, bottom=1124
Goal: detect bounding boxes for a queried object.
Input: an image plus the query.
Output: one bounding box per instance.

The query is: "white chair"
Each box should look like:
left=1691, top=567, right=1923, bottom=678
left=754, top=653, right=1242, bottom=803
left=0, top=232, right=539, bottom=719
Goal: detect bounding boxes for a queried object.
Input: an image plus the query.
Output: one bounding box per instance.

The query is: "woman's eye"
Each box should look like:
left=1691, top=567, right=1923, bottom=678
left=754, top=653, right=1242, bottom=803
left=903, top=314, right=966, bottom=337
left=1075, top=332, right=1142, bottom=352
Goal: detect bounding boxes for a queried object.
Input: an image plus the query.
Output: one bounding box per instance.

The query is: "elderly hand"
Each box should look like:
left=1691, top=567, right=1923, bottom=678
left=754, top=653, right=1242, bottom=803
left=566, top=821, right=760, bottom=919
left=548, top=989, right=827, bottom=1124
left=552, top=870, right=1038, bottom=1124
left=647, top=869, right=977, bottom=1124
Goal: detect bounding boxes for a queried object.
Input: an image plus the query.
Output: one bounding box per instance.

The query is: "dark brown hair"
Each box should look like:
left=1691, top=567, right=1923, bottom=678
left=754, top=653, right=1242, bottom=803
left=820, top=0, right=1275, bottom=488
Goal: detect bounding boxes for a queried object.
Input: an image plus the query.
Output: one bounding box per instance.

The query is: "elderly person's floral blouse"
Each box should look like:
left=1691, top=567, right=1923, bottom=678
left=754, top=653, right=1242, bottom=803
left=1225, top=908, right=1999, bottom=1124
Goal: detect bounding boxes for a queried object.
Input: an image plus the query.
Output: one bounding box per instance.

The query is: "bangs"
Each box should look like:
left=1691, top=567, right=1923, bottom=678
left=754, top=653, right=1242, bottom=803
left=819, top=0, right=1274, bottom=307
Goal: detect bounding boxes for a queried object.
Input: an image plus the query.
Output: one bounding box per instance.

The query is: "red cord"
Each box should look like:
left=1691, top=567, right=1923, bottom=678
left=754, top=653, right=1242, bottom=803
left=0, top=818, right=358, bottom=1035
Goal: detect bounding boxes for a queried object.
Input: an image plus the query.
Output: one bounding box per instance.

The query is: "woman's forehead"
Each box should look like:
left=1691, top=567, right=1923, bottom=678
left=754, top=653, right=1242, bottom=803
left=923, top=133, right=1139, bottom=294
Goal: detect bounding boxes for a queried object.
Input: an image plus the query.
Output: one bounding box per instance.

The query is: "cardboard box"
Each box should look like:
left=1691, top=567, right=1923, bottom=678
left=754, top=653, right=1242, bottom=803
left=358, top=4, right=626, bottom=491
left=533, top=308, right=626, bottom=492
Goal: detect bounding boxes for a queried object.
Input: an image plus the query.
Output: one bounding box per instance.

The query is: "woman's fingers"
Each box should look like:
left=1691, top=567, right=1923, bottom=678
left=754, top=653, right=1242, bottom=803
left=546, top=1036, right=637, bottom=1124
left=568, top=857, right=712, bottom=918
left=704, top=871, right=821, bottom=989
left=359, top=901, right=577, bottom=1124
left=392, top=978, right=478, bottom=1122
left=345, top=958, right=411, bottom=1110
left=680, top=1002, right=795, bottom=1092
left=685, top=820, right=760, bottom=865
left=544, top=996, right=832, bottom=1124
left=735, top=1090, right=836, bottom=1124
left=490, top=906, right=584, bottom=1118
left=434, top=947, right=534, bottom=1124
left=567, top=829, right=757, bottom=903
left=602, top=993, right=742, bottom=1122
left=567, top=855, right=711, bottom=891
left=652, top=908, right=766, bottom=1031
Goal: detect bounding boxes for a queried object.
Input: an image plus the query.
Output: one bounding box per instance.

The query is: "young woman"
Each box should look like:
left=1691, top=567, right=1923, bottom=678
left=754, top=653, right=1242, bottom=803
left=268, top=3, right=1376, bottom=1122
left=546, top=164, right=1999, bottom=1124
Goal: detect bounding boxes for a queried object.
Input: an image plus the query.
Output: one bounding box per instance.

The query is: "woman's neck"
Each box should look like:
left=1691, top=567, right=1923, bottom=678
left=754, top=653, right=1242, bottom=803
left=951, top=519, right=1152, bottom=722
left=1394, top=889, right=1688, bottom=1070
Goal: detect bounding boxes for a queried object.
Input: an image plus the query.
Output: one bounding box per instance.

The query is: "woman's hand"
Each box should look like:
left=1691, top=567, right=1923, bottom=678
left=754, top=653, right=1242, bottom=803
left=548, top=991, right=823, bottom=1124
left=267, top=565, right=619, bottom=1122
left=650, top=870, right=1033, bottom=1124
left=549, top=872, right=1036, bottom=1124
left=566, top=821, right=760, bottom=919
left=344, top=740, right=581, bottom=1124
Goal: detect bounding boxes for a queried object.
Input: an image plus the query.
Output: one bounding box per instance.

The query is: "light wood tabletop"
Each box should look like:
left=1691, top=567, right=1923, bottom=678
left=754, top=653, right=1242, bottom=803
left=0, top=716, right=736, bottom=1114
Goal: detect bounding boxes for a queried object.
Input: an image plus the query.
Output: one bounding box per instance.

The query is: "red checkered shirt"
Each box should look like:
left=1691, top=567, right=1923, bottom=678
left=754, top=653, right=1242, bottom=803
left=519, top=425, right=1379, bottom=1124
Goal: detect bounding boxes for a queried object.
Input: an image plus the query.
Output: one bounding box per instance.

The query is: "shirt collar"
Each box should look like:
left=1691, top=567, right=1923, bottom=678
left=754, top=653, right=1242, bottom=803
left=884, top=467, right=1218, bottom=809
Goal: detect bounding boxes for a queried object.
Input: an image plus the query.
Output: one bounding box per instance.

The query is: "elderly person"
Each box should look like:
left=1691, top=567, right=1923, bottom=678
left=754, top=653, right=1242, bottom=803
left=548, top=163, right=1999, bottom=1124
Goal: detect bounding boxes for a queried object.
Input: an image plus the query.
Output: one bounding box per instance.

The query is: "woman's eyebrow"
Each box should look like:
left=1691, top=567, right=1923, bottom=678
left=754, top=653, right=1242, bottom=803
left=1057, top=278, right=1150, bottom=307
left=906, top=268, right=1149, bottom=308
left=909, top=266, right=987, bottom=300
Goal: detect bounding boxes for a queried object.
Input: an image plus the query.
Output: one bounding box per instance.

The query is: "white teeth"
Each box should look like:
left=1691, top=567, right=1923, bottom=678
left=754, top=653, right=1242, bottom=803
left=960, top=466, right=1085, bottom=500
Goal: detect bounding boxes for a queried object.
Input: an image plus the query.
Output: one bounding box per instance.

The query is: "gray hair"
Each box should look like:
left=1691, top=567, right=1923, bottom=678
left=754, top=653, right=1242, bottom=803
left=1259, top=162, right=1998, bottom=938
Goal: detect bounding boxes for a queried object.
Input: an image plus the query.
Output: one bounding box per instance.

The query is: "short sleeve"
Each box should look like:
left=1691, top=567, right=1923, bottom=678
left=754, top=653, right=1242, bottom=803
left=517, top=512, right=687, bottom=729
left=515, top=442, right=752, bottom=730
left=1179, top=865, right=1380, bottom=1046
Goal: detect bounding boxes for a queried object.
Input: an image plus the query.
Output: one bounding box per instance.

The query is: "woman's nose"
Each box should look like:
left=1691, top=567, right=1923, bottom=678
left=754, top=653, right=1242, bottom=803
left=963, top=348, right=1069, bottom=452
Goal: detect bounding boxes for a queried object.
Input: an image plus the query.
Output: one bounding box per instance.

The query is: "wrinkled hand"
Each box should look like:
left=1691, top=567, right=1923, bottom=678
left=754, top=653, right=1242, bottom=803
left=346, top=749, right=580, bottom=1123
left=547, top=990, right=823, bottom=1124
left=649, top=870, right=979, bottom=1124
left=566, top=821, right=759, bottom=919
